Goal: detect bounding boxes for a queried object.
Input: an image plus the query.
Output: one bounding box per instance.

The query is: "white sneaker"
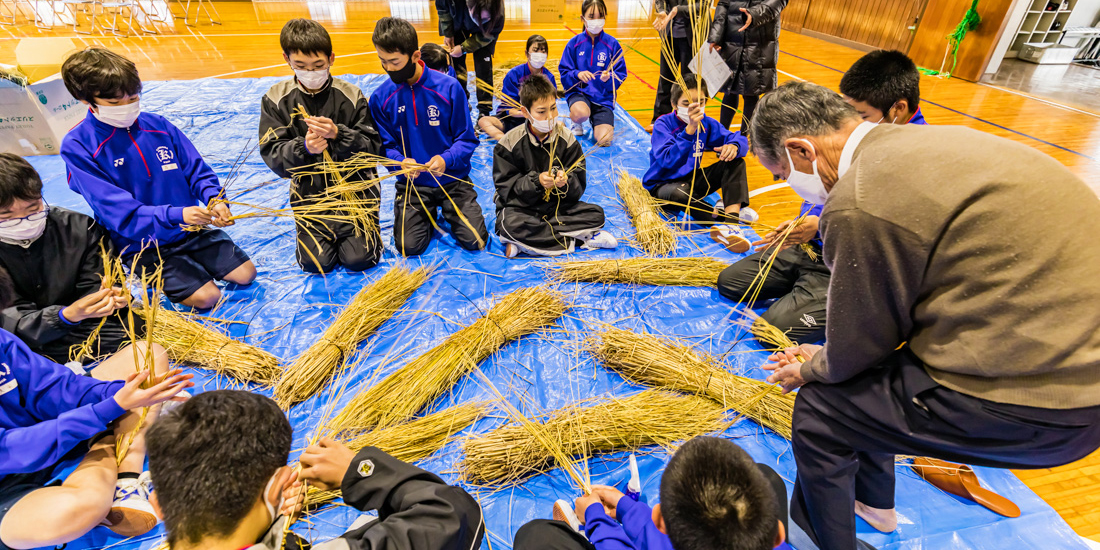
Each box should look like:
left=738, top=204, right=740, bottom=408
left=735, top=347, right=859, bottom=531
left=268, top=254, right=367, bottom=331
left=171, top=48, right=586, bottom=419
left=553, top=499, right=585, bottom=533
left=738, top=207, right=759, bottom=223
left=711, top=224, right=751, bottom=253
left=101, top=476, right=159, bottom=536
left=581, top=230, right=618, bottom=250
left=571, top=122, right=585, bottom=136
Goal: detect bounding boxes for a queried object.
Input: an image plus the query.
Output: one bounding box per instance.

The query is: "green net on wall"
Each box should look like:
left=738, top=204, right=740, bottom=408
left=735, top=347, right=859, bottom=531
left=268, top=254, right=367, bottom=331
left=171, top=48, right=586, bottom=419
left=919, top=0, right=982, bottom=78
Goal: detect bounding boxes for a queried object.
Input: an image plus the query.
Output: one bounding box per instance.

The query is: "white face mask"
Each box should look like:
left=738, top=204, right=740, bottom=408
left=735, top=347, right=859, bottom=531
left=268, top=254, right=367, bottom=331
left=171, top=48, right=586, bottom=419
left=295, top=68, right=330, bottom=90
left=585, top=18, right=605, bottom=34
left=261, top=473, right=284, bottom=526
left=529, top=52, right=548, bottom=69
left=876, top=102, right=898, bottom=125
left=0, top=216, right=47, bottom=245
left=676, top=106, right=690, bottom=124
left=530, top=115, right=554, bottom=134
left=93, top=101, right=141, bottom=128
left=785, top=142, right=829, bottom=205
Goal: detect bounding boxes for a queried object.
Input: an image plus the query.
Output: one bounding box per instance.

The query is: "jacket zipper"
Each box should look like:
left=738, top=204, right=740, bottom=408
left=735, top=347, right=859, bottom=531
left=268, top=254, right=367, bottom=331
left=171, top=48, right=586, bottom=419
left=126, top=128, right=151, bottom=177
left=409, top=84, right=419, bottom=126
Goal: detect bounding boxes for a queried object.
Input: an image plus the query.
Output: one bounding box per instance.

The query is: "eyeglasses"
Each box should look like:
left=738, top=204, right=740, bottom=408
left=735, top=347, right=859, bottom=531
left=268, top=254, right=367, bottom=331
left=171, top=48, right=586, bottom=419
left=0, top=201, right=49, bottom=228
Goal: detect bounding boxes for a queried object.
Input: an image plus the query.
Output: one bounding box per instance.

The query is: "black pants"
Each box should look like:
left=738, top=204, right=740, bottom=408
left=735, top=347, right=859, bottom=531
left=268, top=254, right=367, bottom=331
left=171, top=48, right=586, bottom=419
left=33, top=312, right=133, bottom=365
left=452, top=30, right=497, bottom=117
left=650, top=158, right=748, bottom=223
left=496, top=201, right=605, bottom=254
left=394, top=180, right=488, bottom=256
left=791, top=351, right=1100, bottom=550
left=515, top=463, right=790, bottom=549
left=717, top=244, right=828, bottom=344
left=720, top=92, right=760, bottom=134
left=652, top=33, right=693, bottom=123
left=295, top=218, right=381, bottom=274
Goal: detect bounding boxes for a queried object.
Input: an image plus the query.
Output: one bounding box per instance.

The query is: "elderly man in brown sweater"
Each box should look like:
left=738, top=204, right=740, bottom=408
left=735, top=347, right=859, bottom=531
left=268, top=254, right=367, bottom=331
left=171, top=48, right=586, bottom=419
left=750, top=81, right=1100, bottom=550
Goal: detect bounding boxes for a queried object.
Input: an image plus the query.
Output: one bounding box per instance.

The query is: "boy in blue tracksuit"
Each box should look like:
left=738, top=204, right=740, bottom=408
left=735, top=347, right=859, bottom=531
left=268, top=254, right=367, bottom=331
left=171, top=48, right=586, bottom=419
left=0, top=270, right=191, bottom=548
left=59, top=48, right=256, bottom=310
left=515, top=437, right=793, bottom=550
left=369, top=17, right=488, bottom=256
left=479, top=34, right=558, bottom=141
left=560, top=0, right=627, bottom=146
left=642, top=75, right=751, bottom=228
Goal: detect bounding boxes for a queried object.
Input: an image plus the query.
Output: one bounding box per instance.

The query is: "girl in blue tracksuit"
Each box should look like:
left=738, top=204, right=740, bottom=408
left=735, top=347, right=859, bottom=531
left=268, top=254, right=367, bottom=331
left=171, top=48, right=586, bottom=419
left=642, top=75, right=750, bottom=226
left=478, top=34, right=559, bottom=141
left=560, top=0, right=627, bottom=147
left=369, top=17, right=488, bottom=257
left=59, top=48, right=257, bottom=310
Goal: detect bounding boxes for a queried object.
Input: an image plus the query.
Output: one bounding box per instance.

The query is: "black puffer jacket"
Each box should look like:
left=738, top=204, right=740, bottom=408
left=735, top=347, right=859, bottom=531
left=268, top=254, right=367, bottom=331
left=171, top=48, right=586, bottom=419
left=708, top=0, right=789, bottom=96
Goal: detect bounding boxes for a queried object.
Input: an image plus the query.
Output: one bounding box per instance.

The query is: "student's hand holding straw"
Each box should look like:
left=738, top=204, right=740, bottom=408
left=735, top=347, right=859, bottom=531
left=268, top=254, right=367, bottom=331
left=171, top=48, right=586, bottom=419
left=762, top=344, right=820, bottom=394
left=600, top=70, right=611, bottom=82
left=588, top=485, right=626, bottom=517
left=113, top=368, right=195, bottom=410
left=277, top=468, right=306, bottom=519
left=684, top=102, right=704, bottom=135
left=553, top=170, right=568, bottom=188
left=450, top=45, right=464, bottom=58
left=578, top=71, right=596, bottom=83
left=62, top=287, right=126, bottom=323
left=715, top=142, right=740, bottom=161
left=574, top=492, right=603, bottom=519
left=298, top=437, right=356, bottom=491
left=400, top=157, right=423, bottom=179
left=539, top=172, right=557, bottom=190
left=305, top=129, right=328, bottom=155
left=752, top=215, right=818, bottom=252
left=182, top=206, right=213, bottom=226
left=304, top=116, right=338, bottom=140
left=210, top=202, right=234, bottom=227
left=425, top=155, right=447, bottom=177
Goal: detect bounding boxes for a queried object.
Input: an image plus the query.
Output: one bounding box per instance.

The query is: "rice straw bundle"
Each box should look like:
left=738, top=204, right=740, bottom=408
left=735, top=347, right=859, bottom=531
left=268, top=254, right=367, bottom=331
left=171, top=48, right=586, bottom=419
left=69, top=241, right=127, bottom=363
left=116, top=259, right=164, bottom=466
left=588, top=327, right=796, bottom=439
left=546, top=257, right=726, bottom=286
left=325, top=286, right=568, bottom=434
left=305, top=402, right=487, bottom=507
left=137, top=304, right=282, bottom=386
left=274, top=264, right=431, bottom=409
left=461, top=390, right=730, bottom=486
left=616, top=171, right=678, bottom=256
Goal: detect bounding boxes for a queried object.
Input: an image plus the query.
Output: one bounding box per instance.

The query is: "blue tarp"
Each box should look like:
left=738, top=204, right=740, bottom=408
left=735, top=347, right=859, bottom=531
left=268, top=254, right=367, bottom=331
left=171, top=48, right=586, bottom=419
left=27, top=74, right=1087, bottom=550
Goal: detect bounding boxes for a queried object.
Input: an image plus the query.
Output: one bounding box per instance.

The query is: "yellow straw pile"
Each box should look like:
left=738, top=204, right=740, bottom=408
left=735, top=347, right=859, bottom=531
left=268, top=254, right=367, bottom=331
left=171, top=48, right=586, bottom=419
left=616, top=171, right=678, bottom=255
left=545, top=257, right=727, bottom=286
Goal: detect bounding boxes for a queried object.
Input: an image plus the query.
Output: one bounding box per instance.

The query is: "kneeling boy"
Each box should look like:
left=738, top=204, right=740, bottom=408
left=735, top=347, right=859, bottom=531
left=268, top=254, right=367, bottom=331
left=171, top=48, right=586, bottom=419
left=515, top=437, right=792, bottom=550
left=369, top=17, right=488, bottom=256
left=0, top=154, right=129, bottom=364
left=60, top=48, right=256, bottom=310
left=494, top=74, right=615, bottom=258
left=260, top=18, right=384, bottom=273
left=146, top=390, right=485, bottom=550
left=642, top=75, right=752, bottom=226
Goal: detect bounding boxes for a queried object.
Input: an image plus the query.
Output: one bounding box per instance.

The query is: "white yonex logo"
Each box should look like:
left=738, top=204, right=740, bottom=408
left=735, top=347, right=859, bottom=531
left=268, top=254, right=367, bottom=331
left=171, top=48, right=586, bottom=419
left=398, top=105, right=406, bottom=113
left=113, top=158, right=125, bottom=167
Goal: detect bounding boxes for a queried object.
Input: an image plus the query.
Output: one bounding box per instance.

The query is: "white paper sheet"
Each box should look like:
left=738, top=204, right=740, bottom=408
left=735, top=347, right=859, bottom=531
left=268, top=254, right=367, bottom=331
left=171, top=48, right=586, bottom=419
left=689, top=45, right=732, bottom=97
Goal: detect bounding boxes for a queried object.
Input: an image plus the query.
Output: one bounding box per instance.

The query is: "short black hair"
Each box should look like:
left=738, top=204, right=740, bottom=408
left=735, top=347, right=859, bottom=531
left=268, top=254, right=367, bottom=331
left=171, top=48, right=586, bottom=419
left=280, top=18, right=333, bottom=58
left=0, top=153, right=43, bottom=210
left=660, top=437, right=778, bottom=550
left=147, top=390, right=292, bottom=547
left=372, top=17, right=419, bottom=57
left=519, top=74, right=556, bottom=109
left=581, top=0, right=607, bottom=18
left=671, top=74, right=708, bottom=106
left=0, top=266, right=14, bottom=311
left=839, top=49, right=920, bottom=116
left=526, top=34, right=549, bottom=54
left=61, top=48, right=143, bottom=103
left=420, top=43, right=451, bottom=72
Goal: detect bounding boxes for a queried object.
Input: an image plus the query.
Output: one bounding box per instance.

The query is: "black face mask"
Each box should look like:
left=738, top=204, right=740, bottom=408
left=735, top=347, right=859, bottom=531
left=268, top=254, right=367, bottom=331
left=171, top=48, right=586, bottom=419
left=387, top=58, right=417, bottom=84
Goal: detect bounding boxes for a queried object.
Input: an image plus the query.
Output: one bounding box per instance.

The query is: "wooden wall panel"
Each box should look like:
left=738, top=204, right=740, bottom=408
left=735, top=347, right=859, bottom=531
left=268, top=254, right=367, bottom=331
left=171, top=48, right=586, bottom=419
left=781, top=0, right=812, bottom=32
left=795, top=0, right=927, bottom=51
left=908, top=0, right=1016, bottom=81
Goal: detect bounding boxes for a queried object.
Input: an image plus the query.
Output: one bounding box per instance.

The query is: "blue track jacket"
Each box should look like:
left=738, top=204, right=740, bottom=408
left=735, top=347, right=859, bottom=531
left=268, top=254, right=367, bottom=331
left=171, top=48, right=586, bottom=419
left=0, top=329, right=124, bottom=477
left=369, top=62, right=479, bottom=187
left=560, top=32, right=627, bottom=109
left=642, top=112, right=747, bottom=189
left=61, top=110, right=223, bottom=254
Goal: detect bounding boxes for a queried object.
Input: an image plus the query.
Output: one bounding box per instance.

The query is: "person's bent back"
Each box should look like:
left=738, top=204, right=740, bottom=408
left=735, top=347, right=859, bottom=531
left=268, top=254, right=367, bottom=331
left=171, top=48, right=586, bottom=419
left=146, top=390, right=485, bottom=550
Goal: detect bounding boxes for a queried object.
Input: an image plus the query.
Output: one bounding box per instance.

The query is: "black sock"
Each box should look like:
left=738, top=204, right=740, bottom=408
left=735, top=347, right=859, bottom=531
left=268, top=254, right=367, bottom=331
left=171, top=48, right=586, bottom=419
left=118, top=472, right=140, bottom=480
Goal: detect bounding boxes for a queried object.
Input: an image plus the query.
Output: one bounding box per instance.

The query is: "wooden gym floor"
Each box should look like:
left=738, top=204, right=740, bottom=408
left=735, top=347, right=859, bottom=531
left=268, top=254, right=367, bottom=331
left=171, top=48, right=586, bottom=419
left=3, top=0, right=1099, bottom=542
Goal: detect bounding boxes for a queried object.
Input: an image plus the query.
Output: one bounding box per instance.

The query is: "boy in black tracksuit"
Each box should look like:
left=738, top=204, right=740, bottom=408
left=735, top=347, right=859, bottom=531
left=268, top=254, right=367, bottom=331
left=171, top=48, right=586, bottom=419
left=146, top=390, right=485, bottom=550
left=259, top=19, right=383, bottom=273
left=0, top=154, right=129, bottom=364
left=493, top=75, right=614, bottom=258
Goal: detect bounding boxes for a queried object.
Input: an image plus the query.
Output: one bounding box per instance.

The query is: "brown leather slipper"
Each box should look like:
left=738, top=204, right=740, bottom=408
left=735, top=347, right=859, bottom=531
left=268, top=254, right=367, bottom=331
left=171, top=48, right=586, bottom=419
left=710, top=226, right=751, bottom=253
left=911, top=457, right=1021, bottom=518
